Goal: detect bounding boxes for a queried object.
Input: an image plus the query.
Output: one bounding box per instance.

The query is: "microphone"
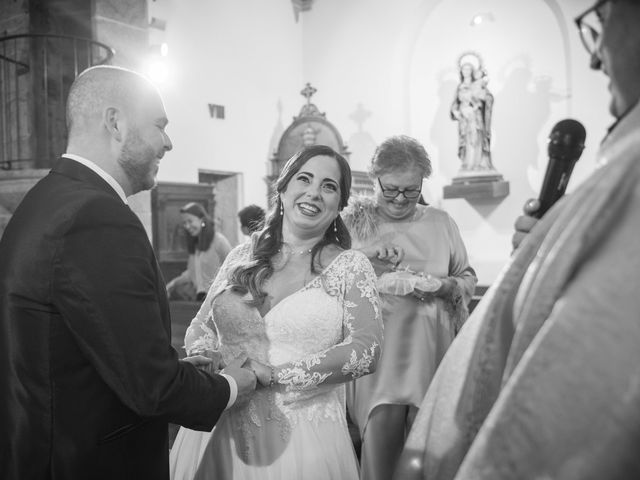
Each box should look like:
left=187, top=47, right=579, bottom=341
left=534, top=119, right=586, bottom=218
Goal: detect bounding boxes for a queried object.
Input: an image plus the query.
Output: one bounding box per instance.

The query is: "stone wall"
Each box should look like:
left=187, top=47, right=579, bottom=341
left=94, top=0, right=149, bottom=70
left=0, top=0, right=153, bottom=240
left=0, top=0, right=29, bottom=35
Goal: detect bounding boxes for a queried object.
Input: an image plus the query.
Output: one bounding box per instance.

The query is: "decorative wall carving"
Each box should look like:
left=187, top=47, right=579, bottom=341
left=266, top=83, right=352, bottom=203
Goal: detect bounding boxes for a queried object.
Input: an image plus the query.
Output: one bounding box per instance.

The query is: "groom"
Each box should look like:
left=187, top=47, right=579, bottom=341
left=0, top=66, right=256, bottom=479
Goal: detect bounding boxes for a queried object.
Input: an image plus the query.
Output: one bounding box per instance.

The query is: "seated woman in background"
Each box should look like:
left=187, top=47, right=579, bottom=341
left=166, top=202, right=232, bottom=302
left=342, top=135, right=477, bottom=480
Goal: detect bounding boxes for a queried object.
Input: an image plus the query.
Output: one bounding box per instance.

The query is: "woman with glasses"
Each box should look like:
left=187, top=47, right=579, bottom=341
left=343, top=135, right=477, bottom=480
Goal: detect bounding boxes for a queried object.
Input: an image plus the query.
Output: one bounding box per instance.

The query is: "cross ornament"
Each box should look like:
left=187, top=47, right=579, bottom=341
left=300, top=83, right=317, bottom=106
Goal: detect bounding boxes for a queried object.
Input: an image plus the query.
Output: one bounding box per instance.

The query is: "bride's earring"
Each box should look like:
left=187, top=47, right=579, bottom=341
left=280, top=202, right=284, bottom=216
left=333, top=218, right=338, bottom=240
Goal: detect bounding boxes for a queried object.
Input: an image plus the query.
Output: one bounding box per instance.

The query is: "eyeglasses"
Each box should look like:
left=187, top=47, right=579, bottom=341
left=574, top=0, right=612, bottom=56
left=377, top=177, right=422, bottom=200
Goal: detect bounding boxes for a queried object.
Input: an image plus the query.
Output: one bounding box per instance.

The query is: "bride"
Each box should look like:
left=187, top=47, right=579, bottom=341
left=169, top=145, right=383, bottom=480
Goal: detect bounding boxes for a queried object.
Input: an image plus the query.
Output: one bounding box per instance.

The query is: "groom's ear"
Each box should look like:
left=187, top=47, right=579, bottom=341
left=104, top=106, right=124, bottom=142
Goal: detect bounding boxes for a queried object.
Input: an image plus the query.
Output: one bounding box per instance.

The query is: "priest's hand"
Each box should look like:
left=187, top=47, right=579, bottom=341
left=512, top=198, right=540, bottom=251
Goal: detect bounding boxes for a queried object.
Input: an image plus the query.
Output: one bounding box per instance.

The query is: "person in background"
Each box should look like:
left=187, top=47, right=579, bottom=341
left=169, top=145, right=382, bottom=479
left=395, top=1, right=640, bottom=478
left=238, top=203, right=266, bottom=236
left=342, top=135, right=477, bottom=480
left=166, top=202, right=232, bottom=302
left=0, top=65, right=255, bottom=480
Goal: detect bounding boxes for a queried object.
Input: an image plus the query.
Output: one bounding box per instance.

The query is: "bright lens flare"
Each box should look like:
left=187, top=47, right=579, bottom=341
left=145, top=43, right=170, bottom=85
left=147, top=60, right=168, bottom=84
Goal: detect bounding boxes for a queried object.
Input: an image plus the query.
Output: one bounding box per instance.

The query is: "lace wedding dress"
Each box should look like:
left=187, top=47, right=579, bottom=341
left=169, top=244, right=382, bottom=480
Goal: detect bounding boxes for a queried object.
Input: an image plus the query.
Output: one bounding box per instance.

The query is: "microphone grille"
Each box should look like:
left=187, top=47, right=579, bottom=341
left=548, top=118, right=586, bottom=162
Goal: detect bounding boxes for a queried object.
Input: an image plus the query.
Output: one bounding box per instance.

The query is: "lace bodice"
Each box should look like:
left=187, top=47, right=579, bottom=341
left=181, top=245, right=381, bottom=459
left=185, top=244, right=382, bottom=392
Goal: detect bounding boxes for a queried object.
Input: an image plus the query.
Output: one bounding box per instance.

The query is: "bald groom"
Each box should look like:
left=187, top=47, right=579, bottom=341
left=0, top=66, right=256, bottom=479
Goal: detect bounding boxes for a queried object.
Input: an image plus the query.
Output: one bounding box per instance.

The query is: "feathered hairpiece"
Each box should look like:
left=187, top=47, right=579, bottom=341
left=341, top=195, right=379, bottom=243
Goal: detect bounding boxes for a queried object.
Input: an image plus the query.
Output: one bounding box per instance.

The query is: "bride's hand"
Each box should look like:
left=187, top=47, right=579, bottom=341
left=202, top=350, right=225, bottom=372
left=183, top=350, right=224, bottom=374
left=182, top=355, right=213, bottom=374
left=243, top=358, right=273, bottom=388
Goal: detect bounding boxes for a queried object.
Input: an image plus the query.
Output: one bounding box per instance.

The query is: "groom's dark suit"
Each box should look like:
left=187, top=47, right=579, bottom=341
left=0, top=158, right=229, bottom=479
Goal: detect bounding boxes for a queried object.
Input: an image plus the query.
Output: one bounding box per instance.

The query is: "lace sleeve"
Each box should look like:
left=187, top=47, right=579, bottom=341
left=275, top=250, right=382, bottom=391
left=184, top=240, right=253, bottom=355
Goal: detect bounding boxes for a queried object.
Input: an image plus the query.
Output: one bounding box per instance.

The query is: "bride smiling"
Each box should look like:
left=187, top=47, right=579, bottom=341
left=169, top=145, right=382, bottom=480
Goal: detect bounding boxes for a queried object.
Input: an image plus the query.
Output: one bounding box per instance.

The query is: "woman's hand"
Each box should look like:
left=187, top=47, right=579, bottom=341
left=413, top=278, right=456, bottom=301
left=184, top=350, right=224, bottom=374
left=243, top=358, right=273, bottom=388
left=362, top=243, right=405, bottom=266
left=182, top=354, right=216, bottom=375
left=434, top=277, right=456, bottom=298
left=363, top=243, right=405, bottom=276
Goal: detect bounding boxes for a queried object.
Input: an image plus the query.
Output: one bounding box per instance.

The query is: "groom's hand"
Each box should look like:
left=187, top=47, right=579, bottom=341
left=243, top=358, right=272, bottom=388
left=222, top=356, right=257, bottom=404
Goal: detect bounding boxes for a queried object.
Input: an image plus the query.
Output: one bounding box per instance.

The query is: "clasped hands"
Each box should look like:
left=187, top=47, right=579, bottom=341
left=183, top=352, right=274, bottom=395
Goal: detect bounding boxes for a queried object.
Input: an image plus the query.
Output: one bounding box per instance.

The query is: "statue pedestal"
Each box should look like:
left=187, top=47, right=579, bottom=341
left=443, top=170, right=509, bottom=200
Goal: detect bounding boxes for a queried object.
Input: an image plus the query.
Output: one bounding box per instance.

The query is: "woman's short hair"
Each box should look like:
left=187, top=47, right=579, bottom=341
left=237, top=204, right=266, bottom=234
left=368, top=135, right=432, bottom=179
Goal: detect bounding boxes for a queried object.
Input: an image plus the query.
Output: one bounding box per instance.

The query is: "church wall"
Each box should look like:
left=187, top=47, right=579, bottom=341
left=149, top=0, right=305, bottom=217
left=146, top=0, right=611, bottom=285
left=300, top=0, right=611, bottom=285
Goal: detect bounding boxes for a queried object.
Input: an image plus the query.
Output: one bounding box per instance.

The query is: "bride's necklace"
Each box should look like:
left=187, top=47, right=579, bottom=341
left=273, top=242, right=315, bottom=272
left=278, top=242, right=314, bottom=256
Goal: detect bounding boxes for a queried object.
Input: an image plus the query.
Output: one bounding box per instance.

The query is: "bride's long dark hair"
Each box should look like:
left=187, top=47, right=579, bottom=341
left=228, top=145, right=352, bottom=304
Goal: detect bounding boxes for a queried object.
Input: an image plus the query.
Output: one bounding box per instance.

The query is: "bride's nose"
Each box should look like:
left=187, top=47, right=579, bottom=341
left=305, top=183, right=322, bottom=200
